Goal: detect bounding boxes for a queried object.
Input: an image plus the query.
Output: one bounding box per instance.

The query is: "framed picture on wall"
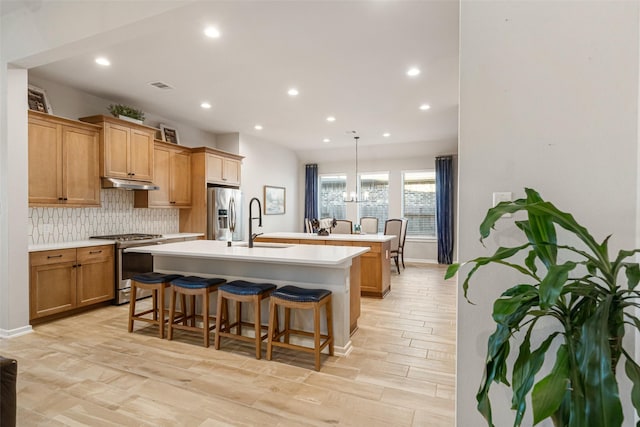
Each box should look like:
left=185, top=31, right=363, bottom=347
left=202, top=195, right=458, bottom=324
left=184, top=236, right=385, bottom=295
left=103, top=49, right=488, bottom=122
left=160, top=124, right=180, bottom=144
left=264, top=185, right=286, bottom=215
left=27, top=85, right=53, bottom=114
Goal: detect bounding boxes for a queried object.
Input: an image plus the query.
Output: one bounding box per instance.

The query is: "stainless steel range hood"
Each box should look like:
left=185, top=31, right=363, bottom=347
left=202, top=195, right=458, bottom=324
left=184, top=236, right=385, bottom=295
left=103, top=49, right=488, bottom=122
left=101, top=177, right=160, bottom=191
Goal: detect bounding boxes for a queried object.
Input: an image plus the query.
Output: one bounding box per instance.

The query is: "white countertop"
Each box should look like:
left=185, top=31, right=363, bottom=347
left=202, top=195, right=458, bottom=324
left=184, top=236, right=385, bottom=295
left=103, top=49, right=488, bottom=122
left=126, top=239, right=369, bottom=266
left=28, top=239, right=116, bottom=252
left=259, top=232, right=395, bottom=243
left=28, top=233, right=204, bottom=252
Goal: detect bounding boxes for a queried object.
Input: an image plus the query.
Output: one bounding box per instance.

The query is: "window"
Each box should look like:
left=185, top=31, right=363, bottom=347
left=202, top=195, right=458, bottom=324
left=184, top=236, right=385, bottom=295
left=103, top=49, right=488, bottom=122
left=319, top=175, right=346, bottom=219
left=358, top=173, right=389, bottom=233
left=403, top=171, right=436, bottom=237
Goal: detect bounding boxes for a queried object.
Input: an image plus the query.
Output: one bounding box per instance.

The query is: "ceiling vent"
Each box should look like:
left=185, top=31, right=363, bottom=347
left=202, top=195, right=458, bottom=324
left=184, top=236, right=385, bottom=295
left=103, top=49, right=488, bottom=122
left=149, top=81, right=173, bottom=90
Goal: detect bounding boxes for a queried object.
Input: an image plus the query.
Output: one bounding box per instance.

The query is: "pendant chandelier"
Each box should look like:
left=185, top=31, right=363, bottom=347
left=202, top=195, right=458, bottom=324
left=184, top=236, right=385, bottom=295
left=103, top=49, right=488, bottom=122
left=343, top=133, right=369, bottom=203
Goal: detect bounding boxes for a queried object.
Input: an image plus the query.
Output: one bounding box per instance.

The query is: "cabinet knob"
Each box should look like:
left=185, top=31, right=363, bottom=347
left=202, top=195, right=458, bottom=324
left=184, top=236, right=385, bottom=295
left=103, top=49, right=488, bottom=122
left=58, top=197, right=63, bottom=201
left=47, top=254, right=63, bottom=259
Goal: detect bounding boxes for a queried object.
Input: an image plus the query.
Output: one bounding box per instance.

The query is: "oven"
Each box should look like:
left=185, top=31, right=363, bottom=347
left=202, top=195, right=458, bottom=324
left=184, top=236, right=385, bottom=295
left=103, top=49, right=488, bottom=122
left=91, top=234, right=167, bottom=305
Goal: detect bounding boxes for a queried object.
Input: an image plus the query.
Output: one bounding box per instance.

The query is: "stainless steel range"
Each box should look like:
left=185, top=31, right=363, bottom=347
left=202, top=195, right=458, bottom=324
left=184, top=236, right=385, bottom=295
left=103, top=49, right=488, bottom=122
left=91, top=233, right=168, bottom=305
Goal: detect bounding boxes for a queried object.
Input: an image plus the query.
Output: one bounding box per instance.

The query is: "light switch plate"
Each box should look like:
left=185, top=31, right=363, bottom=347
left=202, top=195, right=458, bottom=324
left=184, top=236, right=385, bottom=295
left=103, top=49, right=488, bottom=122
left=493, top=192, right=512, bottom=217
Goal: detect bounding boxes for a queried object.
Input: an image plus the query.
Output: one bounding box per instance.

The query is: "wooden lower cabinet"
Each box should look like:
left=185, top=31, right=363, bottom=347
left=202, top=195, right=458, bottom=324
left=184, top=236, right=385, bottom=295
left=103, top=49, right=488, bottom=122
left=256, top=236, right=391, bottom=298
left=29, top=245, right=114, bottom=321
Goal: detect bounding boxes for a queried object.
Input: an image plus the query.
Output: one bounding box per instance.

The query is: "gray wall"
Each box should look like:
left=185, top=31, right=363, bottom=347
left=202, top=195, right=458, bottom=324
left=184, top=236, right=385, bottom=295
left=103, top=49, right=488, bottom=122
left=458, top=1, right=639, bottom=425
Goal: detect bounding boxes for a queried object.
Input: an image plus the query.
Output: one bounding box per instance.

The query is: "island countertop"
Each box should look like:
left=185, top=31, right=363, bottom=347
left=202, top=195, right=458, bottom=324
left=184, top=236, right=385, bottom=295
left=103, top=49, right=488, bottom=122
left=125, top=239, right=369, bottom=266
left=258, top=232, right=395, bottom=243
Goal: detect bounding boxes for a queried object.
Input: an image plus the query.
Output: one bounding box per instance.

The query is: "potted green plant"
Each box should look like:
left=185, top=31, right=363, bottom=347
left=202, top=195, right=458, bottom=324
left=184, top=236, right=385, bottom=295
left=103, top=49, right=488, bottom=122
left=446, top=188, right=640, bottom=426
left=107, top=104, right=145, bottom=124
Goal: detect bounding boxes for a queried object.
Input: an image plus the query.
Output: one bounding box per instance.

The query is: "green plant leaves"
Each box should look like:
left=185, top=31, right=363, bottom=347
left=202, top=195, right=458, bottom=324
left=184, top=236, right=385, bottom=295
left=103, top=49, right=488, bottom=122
left=539, top=262, right=576, bottom=309
left=623, top=353, right=640, bottom=423
left=532, top=344, right=570, bottom=424
left=512, top=328, right=559, bottom=426
left=448, top=187, right=637, bottom=427
left=575, top=295, right=622, bottom=426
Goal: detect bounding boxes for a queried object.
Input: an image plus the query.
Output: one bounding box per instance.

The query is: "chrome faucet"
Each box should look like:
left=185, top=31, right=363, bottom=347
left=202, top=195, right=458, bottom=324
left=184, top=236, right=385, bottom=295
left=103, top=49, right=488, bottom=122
left=248, top=197, right=263, bottom=248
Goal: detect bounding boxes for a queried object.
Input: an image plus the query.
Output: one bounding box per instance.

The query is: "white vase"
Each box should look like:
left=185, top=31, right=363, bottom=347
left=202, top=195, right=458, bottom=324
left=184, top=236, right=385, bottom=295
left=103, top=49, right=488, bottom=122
left=118, top=115, right=143, bottom=125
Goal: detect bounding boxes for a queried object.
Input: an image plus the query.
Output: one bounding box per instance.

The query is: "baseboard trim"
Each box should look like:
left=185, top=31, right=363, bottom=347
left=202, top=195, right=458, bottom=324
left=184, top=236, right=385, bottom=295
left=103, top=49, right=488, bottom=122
left=0, top=325, right=33, bottom=339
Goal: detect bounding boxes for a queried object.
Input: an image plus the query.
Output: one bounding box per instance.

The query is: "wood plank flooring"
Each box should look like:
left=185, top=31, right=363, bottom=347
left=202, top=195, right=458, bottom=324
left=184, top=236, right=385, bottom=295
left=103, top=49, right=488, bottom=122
left=0, top=263, right=456, bottom=426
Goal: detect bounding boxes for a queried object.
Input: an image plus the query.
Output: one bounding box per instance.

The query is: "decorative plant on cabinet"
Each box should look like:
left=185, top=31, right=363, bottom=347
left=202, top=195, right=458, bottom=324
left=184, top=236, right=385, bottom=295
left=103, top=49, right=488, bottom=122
left=446, top=188, right=640, bottom=426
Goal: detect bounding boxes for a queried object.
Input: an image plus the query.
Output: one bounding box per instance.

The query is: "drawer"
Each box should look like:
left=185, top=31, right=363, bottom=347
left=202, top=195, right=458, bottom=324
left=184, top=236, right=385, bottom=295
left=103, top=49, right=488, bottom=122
left=326, top=240, right=353, bottom=246
left=351, top=241, right=381, bottom=253
left=30, top=248, right=76, bottom=266
left=77, top=245, right=114, bottom=262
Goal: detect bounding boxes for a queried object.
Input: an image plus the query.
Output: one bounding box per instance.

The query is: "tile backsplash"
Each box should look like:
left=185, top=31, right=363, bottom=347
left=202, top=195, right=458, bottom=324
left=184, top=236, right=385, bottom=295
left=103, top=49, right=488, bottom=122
left=28, top=190, right=179, bottom=244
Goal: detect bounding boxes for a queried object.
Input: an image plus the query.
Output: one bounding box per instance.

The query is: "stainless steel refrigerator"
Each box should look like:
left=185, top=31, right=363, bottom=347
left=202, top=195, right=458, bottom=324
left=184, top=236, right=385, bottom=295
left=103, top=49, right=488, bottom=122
left=207, top=187, right=243, bottom=241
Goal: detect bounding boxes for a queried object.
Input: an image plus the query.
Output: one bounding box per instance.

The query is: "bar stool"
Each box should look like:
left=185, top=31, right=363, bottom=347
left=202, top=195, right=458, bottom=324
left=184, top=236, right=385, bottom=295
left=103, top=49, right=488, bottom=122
left=214, top=280, right=277, bottom=359
left=128, top=272, right=184, bottom=339
left=167, top=276, right=227, bottom=347
left=267, top=285, right=333, bottom=371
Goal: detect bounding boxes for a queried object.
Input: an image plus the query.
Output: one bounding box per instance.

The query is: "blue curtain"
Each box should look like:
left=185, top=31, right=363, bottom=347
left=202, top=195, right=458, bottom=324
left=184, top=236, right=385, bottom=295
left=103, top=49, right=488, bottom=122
left=436, top=156, right=453, bottom=264
left=304, top=164, right=318, bottom=232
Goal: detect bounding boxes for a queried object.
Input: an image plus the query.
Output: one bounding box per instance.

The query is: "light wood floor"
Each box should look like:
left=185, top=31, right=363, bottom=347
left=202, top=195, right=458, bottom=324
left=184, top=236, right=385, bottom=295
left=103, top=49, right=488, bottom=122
left=0, top=263, right=456, bottom=426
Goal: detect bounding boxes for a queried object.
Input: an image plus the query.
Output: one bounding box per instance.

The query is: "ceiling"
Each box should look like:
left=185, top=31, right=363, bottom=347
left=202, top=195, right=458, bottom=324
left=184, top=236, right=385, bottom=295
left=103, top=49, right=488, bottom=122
left=23, top=1, right=459, bottom=154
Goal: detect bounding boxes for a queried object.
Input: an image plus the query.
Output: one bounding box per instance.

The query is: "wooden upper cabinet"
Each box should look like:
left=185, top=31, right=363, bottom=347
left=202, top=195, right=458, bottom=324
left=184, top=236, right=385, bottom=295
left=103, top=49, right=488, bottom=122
left=135, top=141, right=191, bottom=208
left=28, top=111, right=100, bottom=207
left=171, top=147, right=192, bottom=205
left=79, top=115, right=155, bottom=182
left=206, top=152, right=241, bottom=186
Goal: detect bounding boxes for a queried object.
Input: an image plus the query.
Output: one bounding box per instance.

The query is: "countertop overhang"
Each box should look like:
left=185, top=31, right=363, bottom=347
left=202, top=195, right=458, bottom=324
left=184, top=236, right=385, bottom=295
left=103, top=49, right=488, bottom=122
left=258, top=232, right=395, bottom=243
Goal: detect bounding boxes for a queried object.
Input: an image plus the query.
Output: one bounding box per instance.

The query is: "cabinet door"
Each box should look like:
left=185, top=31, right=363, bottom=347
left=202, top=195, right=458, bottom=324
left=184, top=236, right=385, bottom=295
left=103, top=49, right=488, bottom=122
left=103, top=123, right=130, bottom=178
left=62, top=125, right=100, bottom=206
left=129, top=129, right=154, bottom=181
left=148, top=145, right=171, bottom=206
left=76, top=245, right=115, bottom=306
left=223, top=158, right=241, bottom=185
left=30, top=261, right=77, bottom=320
left=171, top=149, right=191, bottom=206
left=206, top=153, right=224, bottom=183
left=29, top=117, right=63, bottom=205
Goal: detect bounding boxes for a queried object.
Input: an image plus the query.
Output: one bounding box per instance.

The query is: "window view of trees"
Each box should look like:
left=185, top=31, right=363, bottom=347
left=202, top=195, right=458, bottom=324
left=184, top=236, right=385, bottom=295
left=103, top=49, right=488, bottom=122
left=358, top=173, right=389, bottom=233
left=403, top=171, right=436, bottom=237
left=319, top=175, right=346, bottom=219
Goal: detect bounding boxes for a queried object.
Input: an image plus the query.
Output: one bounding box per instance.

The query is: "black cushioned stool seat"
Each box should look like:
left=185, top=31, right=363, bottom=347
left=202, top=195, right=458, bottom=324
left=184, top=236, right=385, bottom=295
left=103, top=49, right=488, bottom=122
left=128, top=273, right=184, bottom=339
left=214, top=280, right=277, bottom=359
left=168, top=276, right=227, bottom=347
left=267, top=285, right=334, bottom=371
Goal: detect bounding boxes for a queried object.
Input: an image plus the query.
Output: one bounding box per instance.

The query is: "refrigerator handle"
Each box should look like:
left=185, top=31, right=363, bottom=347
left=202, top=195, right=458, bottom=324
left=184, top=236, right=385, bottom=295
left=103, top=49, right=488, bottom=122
left=229, top=197, right=236, bottom=233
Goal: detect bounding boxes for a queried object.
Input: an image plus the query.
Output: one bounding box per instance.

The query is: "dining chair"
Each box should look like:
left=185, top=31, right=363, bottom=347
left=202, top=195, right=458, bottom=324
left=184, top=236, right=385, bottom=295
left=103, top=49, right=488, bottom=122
left=332, top=219, right=353, bottom=234
left=384, top=219, right=402, bottom=274
left=359, top=217, right=378, bottom=234
left=304, top=218, right=314, bottom=234
left=399, top=218, right=408, bottom=269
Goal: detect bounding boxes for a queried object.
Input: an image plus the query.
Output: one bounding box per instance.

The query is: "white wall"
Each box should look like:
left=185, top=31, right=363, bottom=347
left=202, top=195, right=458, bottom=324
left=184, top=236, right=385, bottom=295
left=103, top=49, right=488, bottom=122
left=239, top=134, right=300, bottom=234
left=458, top=2, right=639, bottom=425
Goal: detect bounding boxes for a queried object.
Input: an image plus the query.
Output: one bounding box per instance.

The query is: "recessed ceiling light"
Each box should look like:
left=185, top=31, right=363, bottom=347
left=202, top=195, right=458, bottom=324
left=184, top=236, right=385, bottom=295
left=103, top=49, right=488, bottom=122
left=326, top=116, right=336, bottom=122
left=288, top=88, right=299, bottom=96
left=383, top=132, right=391, bottom=137
left=95, top=57, right=110, bottom=66
left=323, top=138, right=330, bottom=143
left=419, top=104, right=431, bottom=111
left=407, top=67, right=421, bottom=77
left=254, top=125, right=263, bottom=130
left=204, top=26, right=221, bottom=38
left=201, top=102, right=211, bottom=109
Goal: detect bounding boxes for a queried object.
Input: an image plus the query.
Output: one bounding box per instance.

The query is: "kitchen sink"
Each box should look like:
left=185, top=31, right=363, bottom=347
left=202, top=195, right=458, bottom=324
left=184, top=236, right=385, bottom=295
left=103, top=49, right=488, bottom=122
left=233, top=242, right=291, bottom=249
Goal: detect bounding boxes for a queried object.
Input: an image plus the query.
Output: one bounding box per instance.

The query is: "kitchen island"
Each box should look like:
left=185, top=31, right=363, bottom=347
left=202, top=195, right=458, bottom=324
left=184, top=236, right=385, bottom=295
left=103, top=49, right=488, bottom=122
left=256, top=232, right=394, bottom=297
left=126, top=239, right=368, bottom=355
